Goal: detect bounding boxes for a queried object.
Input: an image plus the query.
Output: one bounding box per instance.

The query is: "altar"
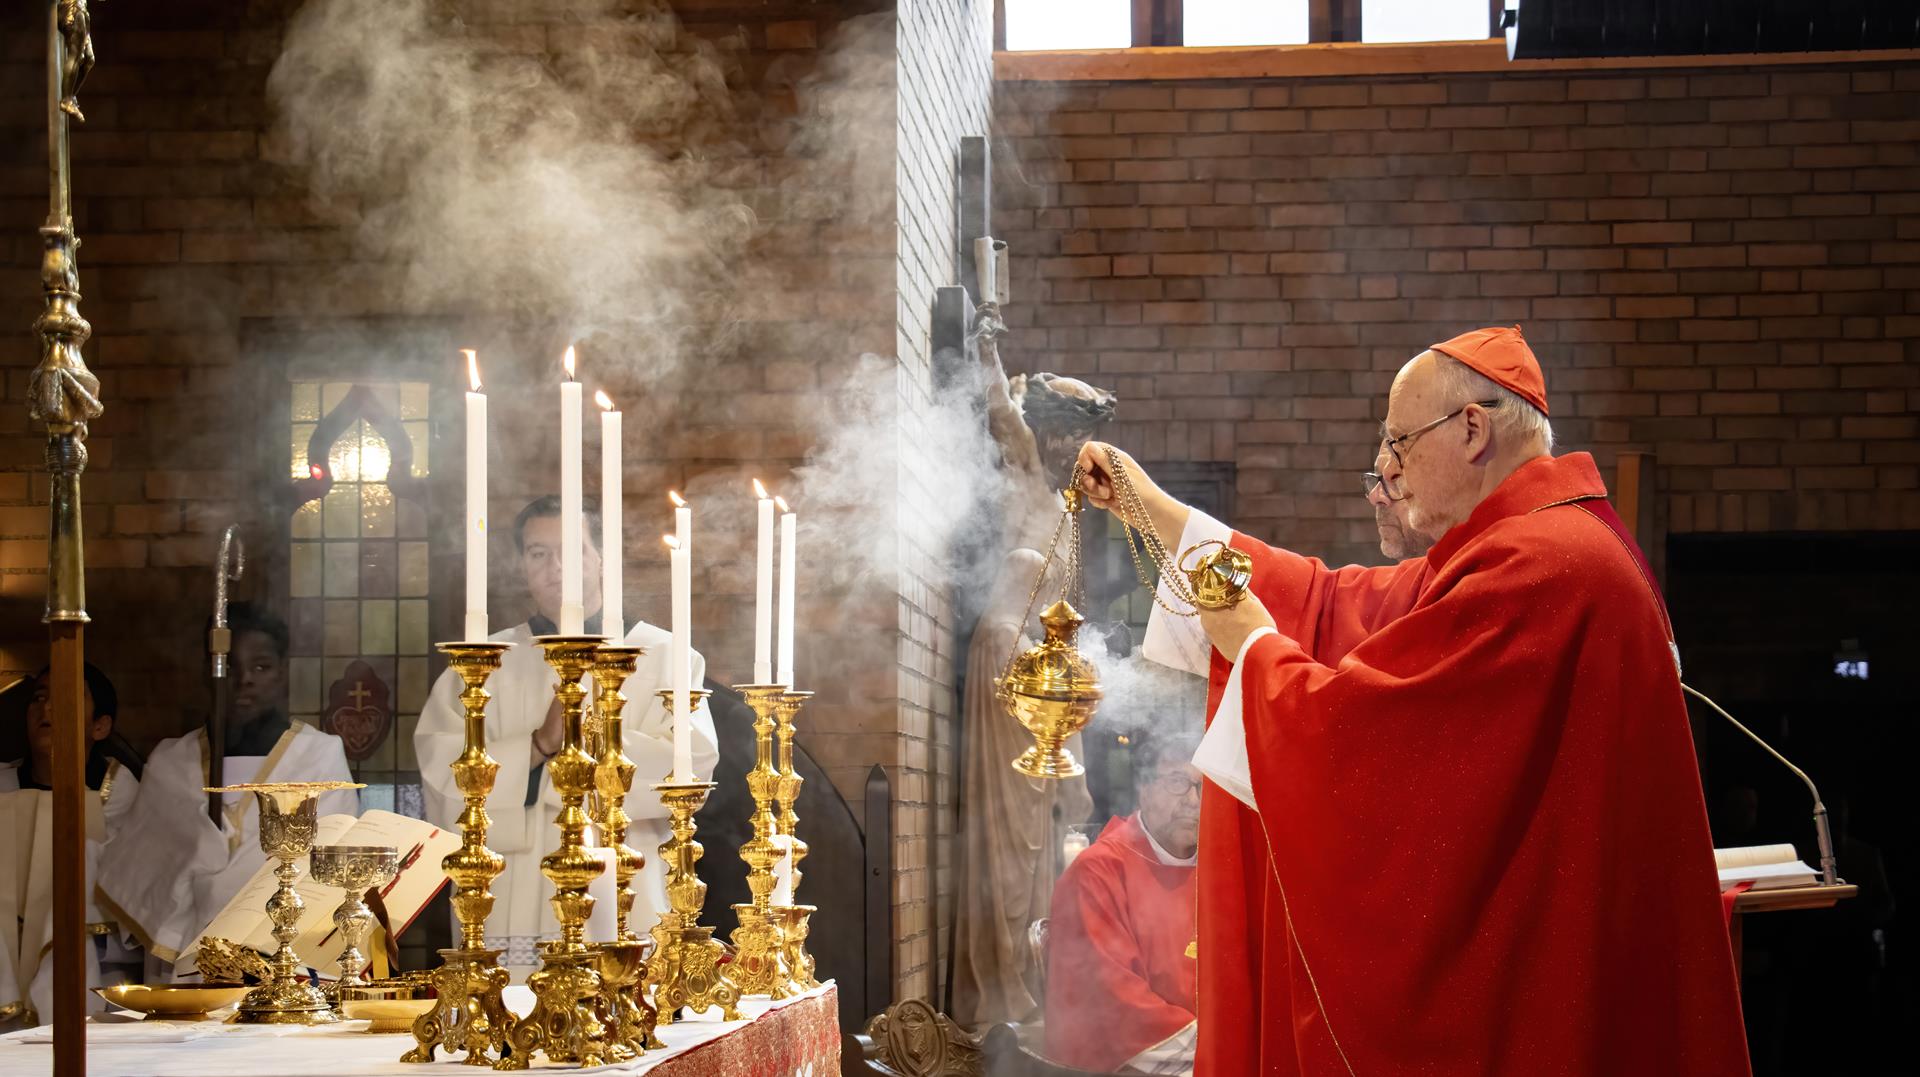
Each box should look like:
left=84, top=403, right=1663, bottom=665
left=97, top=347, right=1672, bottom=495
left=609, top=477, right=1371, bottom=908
left=0, top=983, right=839, bottom=1077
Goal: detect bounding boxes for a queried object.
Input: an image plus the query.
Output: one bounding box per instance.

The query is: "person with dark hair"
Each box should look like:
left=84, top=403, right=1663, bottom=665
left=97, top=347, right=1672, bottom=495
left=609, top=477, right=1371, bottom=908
left=0, top=663, right=142, bottom=1028
left=98, top=601, right=357, bottom=978
left=415, top=495, right=717, bottom=975
left=1044, top=730, right=1203, bottom=1075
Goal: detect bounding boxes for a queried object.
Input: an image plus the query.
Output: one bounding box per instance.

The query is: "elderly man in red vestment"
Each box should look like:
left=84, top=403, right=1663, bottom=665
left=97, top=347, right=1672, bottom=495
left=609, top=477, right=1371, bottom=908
left=1045, top=732, right=1203, bottom=1074
left=1075, top=327, right=1749, bottom=1076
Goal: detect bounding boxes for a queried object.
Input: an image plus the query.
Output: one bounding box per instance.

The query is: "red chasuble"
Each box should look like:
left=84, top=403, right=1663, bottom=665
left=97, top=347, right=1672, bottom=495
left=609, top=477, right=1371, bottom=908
left=1195, top=452, right=1748, bottom=1076
left=1046, top=814, right=1199, bottom=1072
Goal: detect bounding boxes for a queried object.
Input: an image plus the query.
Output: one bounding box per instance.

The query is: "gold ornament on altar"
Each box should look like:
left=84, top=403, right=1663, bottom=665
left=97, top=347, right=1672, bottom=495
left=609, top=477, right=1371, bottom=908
left=588, top=643, right=663, bottom=1054
left=202, top=781, right=365, bottom=1025
left=726, top=684, right=792, bottom=999
left=405, top=640, right=514, bottom=1066
left=498, top=634, right=612, bottom=1069
left=772, top=689, right=819, bottom=992
left=310, top=844, right=399, bottom=996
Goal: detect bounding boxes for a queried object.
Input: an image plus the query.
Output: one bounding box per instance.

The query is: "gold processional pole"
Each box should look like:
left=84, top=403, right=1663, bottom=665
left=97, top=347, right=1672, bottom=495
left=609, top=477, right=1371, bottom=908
left=32, top=3, right=101, bottom=1074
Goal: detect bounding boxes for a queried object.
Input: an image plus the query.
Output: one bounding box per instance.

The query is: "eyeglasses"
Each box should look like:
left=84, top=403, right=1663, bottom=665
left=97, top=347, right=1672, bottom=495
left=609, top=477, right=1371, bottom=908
left=1380, top=399, right=1502, bottom=470
left=1147, top=773, right=1202, bottom=799
left=1362, top=471, right=1406, bottom=503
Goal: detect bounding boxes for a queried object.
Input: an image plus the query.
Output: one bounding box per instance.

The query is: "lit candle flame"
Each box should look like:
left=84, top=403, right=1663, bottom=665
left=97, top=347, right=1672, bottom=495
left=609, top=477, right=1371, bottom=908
left=562, top=345, right=577, bottom=380
left=774, top=496, right=790, bottom=512
left=594, top=389, right=614, bottom=411
left=669, top=490, right=687, bottom=508
left=309, top=464, right=326, bottom=481
left=663, top=534, right=680, bottom=550
left=752, top=478, right=769, bottom=500
left=463, top=349, right=482, bottom=392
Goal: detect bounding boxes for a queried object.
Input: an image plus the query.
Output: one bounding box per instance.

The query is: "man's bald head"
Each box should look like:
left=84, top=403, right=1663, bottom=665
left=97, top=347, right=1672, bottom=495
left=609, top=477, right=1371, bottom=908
left=1380, top=350, right=1553, bottom=543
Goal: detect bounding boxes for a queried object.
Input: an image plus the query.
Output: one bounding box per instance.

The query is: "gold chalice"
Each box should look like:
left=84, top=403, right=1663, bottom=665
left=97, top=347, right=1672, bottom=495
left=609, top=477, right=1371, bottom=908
left=1002, top=599, right=1103, bottom=779
left=203, top=780, right=364, bottom=1025
left=311, top=844, right=400, bottom=995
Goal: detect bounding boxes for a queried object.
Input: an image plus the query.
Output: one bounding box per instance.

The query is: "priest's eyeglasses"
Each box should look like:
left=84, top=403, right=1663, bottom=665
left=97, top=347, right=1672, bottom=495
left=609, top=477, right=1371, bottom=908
left=1380, top=398, right=1503, bottom=469
left=1362, top=471, right=1406, bottom=502
left=1149, top=773, right=1203, bottom=799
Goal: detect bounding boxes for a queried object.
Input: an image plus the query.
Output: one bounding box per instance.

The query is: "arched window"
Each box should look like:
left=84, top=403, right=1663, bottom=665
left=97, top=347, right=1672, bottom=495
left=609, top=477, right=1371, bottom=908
left=286, top=380, right=433, bottom=816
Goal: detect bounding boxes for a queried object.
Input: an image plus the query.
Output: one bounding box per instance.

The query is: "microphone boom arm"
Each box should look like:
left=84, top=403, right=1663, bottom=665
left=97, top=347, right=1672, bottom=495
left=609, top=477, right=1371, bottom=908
left=1682, top=682, right=1838, bottom=887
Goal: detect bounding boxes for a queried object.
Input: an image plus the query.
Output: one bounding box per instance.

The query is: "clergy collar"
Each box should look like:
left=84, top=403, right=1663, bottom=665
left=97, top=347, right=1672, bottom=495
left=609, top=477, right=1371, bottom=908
left=1424, top=452, right=1609, bottom=571
left=1136, top=813, right=1199, bottom=867
left=527, top=611, right=605, bottom=638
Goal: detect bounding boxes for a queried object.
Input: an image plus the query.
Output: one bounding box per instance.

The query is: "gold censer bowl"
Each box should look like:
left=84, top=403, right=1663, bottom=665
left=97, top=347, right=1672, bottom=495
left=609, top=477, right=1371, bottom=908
left=94, top=983, right=251, bottom=1021
left=1001, top=598, right=1103, bottom=780
left=1181, top=540, right=1253, bottom=610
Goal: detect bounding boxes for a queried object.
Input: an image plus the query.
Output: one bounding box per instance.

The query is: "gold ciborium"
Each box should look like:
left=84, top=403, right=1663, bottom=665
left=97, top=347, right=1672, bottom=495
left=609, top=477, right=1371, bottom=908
left=310, top=844, right=400, bottom=995
left=203, top=780, right=364, bottom=1025
left=405, top=640, right=514, bottom=1066
left=1004, top=599, right=1104, bottom=779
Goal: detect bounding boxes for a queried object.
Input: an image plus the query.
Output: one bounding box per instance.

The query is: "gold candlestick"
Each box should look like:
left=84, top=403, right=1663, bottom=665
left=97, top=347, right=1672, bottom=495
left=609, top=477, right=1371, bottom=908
left=590, top=645, right=647, bottom=940
left=498, top=634, right=611, bottom=1071
left=643, top=769, right=741, bottom=1027
left=204, top=781, right=364, bottom=1025
left=773, top=689, right=819, bottom=990
left=405, top=640, right=515, bottom=1066
left=725, top=684, right=790, bottom=999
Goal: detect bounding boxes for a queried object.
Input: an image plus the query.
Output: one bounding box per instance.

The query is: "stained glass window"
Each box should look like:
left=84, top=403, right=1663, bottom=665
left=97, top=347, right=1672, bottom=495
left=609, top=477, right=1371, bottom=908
left=288, top=380, right=433, bottom=817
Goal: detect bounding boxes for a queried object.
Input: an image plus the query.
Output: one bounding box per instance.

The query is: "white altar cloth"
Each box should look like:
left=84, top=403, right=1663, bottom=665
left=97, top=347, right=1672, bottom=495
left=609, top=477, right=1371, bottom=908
left=0, top=982, right=834, bottom=1075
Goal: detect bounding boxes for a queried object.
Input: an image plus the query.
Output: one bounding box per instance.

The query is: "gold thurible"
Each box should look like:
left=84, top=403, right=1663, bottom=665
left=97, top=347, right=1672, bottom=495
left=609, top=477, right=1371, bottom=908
left=643, top=688, right=742, bottom=1027
left=498, top=635, right=611, bottom=1070
left=999, top=485, right=1103, bottom=780
left=725, top=685, right=791, bottom=999
left=587, top=643, right=659, bottom=1056
left=404, top=640, right=514, bottom=1066
left=772, top=689, right=818, bottom=991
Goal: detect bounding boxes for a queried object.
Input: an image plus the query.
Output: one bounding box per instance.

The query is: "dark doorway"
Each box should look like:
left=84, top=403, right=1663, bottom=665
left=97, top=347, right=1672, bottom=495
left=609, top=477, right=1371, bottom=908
left=1668, top=532, right=1917, bottom=1076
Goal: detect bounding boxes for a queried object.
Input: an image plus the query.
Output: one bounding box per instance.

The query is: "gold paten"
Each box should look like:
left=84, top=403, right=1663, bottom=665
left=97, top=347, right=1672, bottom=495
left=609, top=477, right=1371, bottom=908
left=202, top=781, right=364, bottom=1025
left=93, top=983, right=249, bottom=1022
left=497, top=635, right=611, bottom=1070
left=726, top=685, right=791, bottom=999
left=404, top=640, right=515, bottom=1066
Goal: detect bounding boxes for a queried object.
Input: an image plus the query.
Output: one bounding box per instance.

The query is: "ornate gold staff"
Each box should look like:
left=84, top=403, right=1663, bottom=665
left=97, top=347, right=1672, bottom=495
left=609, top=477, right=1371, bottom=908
left=33, top=3, right=101, bottom=1069
left=772, top=689, right=818, bottom=990
left=497, top=635, right=611, bottom=1070
left=643, top=688, right=741, bottom=1027
left=724, top=684, right=790, bottom=998
left=404, top=640, right=514, bottom=1066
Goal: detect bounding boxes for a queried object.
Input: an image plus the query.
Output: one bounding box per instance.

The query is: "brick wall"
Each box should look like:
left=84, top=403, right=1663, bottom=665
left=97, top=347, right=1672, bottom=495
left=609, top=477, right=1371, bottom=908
left=893, top=0, right=994, bottom=1007
left=996, top=64, right=1920, bottom=571
left=0, top=0, right=987, bottom=1016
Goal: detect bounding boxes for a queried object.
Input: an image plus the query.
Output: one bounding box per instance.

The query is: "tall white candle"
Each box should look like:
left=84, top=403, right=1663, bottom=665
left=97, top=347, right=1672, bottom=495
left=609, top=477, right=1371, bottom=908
left=666, top=534, right=692, bottom=781
left=753, top=479, right=774, bottom=684
left=559, top=346, right=584, bottom=635
left=597, top=391, right=622, bottom=641
left=776, top=496, right=796, bottom=686
left=462, top=350, right=487, bottom=643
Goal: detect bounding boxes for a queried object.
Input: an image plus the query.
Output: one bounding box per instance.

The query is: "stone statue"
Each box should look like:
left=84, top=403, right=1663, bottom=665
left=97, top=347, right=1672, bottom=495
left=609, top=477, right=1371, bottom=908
left=950, top=312, right=1116, bottom=1029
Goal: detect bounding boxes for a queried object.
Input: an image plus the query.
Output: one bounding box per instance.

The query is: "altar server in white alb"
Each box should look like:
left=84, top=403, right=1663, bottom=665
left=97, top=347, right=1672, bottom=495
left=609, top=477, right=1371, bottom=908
left=415, top=496, right=718, bottom=975
left=98, top=605, right=359, bottom=976
left=0, top=664, right=142, bottom=1028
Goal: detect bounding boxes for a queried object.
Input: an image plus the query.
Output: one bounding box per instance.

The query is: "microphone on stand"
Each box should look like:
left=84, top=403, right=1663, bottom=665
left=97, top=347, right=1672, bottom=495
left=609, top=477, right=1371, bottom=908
left=1682, top=683, right=1839, bottom=886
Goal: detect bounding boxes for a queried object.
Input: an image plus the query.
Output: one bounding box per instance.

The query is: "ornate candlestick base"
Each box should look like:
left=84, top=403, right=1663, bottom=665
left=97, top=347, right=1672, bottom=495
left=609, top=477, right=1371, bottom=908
left=205, top=781, right=364, bottom=1025
left=773, top=904, right=819, bottom=990
left=405, top=640, right=514, bottom=1067
left=643, top=778, right=741, bottom=1026
left=496, top=634, right=610, bottom=1070
left=773, top=689, right=816, bottom=991
left=588, top=938, right=654, bottom=1060
left=310, top=844, right=399, bottom=997
left=725, top=685, right=790, bottom=999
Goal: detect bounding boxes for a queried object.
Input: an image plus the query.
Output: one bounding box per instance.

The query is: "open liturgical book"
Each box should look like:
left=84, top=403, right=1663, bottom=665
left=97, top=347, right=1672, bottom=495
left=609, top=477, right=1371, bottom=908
left=1714, top=843, right=1819, bottom=891
left=181, top=810, right=459, bottom=979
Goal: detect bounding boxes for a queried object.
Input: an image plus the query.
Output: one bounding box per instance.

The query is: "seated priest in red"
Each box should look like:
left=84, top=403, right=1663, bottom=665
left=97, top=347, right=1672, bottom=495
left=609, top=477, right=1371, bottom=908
left=1074, top=327, right=1750, bottom=1076
left=1045, top=731, right=1202, bottom=1075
